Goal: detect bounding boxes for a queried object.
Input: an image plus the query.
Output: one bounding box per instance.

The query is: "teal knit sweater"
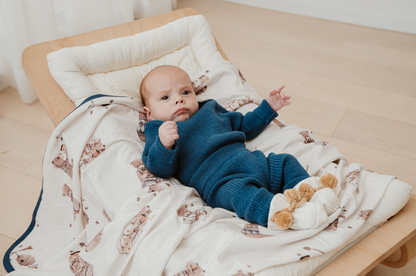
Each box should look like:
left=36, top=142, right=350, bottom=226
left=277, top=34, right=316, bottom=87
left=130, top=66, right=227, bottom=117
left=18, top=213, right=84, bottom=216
left=143, top=99, right=282, bottom=225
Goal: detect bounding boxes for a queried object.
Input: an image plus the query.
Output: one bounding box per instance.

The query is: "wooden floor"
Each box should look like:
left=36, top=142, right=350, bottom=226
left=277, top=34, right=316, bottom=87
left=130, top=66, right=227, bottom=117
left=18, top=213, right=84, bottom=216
left=1, top=0, right=415, bottom=274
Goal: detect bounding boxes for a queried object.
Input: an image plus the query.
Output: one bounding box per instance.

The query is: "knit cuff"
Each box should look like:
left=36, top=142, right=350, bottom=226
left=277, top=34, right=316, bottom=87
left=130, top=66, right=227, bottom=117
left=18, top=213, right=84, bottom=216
left=245, top=188, right=274, bottom=226
left=254, top=99, right=278, bottom=124
left=150, top=135, right=178, bottom=164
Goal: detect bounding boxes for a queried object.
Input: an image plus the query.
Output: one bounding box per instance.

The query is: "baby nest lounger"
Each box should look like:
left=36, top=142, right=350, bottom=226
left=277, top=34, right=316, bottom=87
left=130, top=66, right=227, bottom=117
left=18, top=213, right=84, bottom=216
left=6, top=7, right=415, bottom=276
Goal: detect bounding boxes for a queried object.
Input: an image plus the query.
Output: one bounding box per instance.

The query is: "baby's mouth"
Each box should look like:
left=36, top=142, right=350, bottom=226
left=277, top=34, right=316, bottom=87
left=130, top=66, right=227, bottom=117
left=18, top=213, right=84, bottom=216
left=174, top=108, right=189, bottom=115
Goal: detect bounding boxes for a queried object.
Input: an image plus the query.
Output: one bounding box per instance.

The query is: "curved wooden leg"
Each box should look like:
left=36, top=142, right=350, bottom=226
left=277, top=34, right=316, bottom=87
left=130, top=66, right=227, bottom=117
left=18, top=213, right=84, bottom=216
left=381, top=236, right=416, bottom=268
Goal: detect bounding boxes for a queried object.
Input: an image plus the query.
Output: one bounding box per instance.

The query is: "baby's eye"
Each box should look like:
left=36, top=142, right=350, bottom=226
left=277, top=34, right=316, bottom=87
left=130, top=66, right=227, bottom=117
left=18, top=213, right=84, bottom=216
left=182, top=91, right=190, bottom=95
left=161, top=96, right=169, bottom=100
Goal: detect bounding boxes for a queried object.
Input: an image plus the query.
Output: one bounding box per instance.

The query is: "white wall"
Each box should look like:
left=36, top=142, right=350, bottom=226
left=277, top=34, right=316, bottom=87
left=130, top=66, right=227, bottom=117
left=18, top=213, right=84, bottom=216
left=223, top=0, right=416, bottom=35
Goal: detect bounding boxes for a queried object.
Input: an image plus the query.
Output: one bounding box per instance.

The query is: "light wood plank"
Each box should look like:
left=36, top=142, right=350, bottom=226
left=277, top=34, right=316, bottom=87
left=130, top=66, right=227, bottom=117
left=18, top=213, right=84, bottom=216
left=178, top=0, right=416, bottom=97
left=0, top=166, right=42, bottom=239
left=0, top=116, right=51, bottom=173
left=229, top=56, right=416, bottom=126
left=177, top=0, right=416, bottom=52
left=317, top=194, right=416, bottom=276
left=21, top=42, right=75, bottom=126
left=333, top=110, right=416, bottom=161
left=214, top=30, right=331, bottom=73
left=315, top=57, right=416, bottom=98
left=335, top=40, right=416, bottom=73
left=213, top=30, right=416, bottom=98
left=370, top=257, right=416, bottom=276
left=0, top=87, right=54, bottom=132
left=381, top=236, right=416, bottom=269
left=0, top=234, right=16, bottom=275
left=22, top=157, right=43, bottom=181
left=252, top=85, right=346, bottom=136
left=315, top=133, right=416, bottom=188
left=205, top=13, right=344, bottom=57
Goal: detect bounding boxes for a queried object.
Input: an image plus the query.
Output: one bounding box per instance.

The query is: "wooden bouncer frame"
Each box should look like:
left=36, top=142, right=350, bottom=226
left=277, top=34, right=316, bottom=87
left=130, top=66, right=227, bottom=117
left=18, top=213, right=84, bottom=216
left=20, top=8, right=416, bottom=276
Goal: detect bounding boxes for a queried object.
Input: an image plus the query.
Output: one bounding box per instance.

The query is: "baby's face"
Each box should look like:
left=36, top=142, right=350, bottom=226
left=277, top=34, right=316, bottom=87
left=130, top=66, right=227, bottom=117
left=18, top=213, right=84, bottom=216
left=143, top=66, right=199, bottom=122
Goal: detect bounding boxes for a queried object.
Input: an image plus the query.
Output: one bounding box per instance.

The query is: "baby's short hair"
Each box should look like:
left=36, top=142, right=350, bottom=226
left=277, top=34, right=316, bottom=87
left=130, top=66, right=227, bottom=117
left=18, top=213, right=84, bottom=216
left=139, top=78, right=147, bottom=107
left=140, top=65, right=180, bottom=107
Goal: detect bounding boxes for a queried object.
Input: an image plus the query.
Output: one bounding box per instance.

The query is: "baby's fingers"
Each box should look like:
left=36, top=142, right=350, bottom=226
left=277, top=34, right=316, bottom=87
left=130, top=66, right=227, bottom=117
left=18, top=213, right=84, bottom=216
left=171, top=134, right=180, bottom=141
left=284, top=94, right=291, bottom=100
left=166, top=127, right=178, bottom=135
left=267, top=89, right=276, bottom=98
left=275, top=85, right=285, bottom=93
left=165, top=121, right=177, bottom=128
left=268, top=86, right=285, bottom=96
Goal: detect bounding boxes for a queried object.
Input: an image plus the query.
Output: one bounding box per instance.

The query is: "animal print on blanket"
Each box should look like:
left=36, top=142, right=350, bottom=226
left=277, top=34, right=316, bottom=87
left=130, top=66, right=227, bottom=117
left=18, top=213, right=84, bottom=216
left=118, top=206, right=152, bottom=255
left=345, top=169, right=360, bottom=188
left=299, top=130, right=328, bottom=146
left=174, top=261, right=205, bottom=276
left=69, top=251, right=94, bottom=276
left=62, top=184, right=81, bottom=221
left=192, top=71, right=209, bottom=95
left=241, top=224, right=273, bottom=238
left=85, top=229, right=103, bottom=252
left=177, top=204, right=208, bottom=224
left=130, top=158, right=171, bottom=194
left=87, top=99, right=114, bottom=115
left=79, top=137, right=106, bottom=170
left=52, top=144, right=73, bottom=179
left=224, top=96, right=254, bottom=112
left=357, top=209, right=373, bottom=220
left=136, top=112, right=147, bottom=142
left=10, top=246, right=38, bottom=269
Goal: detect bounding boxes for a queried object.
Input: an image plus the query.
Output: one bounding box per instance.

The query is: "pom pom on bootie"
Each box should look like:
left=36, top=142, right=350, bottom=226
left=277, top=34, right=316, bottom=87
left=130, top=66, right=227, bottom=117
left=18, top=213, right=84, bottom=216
left=268, top=186, right=328, bottom=230
left=268, top=174, right=339, bottom=230
left=269, top=189, right=304, bottom=230
left=295, top=173, right=340, bottom=216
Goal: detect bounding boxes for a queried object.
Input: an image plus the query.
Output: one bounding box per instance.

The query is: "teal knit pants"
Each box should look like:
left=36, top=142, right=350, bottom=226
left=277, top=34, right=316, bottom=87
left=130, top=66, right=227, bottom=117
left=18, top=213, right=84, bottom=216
left=207, top=153, right=309, bottom=226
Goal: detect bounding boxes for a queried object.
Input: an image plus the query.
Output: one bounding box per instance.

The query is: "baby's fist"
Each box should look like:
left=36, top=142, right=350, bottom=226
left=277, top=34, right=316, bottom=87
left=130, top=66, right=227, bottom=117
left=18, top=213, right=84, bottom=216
left=159, top=121, right=179, bottom=150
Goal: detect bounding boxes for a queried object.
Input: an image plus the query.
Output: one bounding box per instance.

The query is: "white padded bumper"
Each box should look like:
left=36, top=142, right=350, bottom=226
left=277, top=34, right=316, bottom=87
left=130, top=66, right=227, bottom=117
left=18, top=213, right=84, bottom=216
left=47, top=15, right=224, bottom=105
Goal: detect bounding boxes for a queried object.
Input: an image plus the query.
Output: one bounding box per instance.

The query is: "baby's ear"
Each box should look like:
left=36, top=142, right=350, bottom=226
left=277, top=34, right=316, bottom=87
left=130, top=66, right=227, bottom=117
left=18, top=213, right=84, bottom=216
left=143, top=107, right=152, bottom=121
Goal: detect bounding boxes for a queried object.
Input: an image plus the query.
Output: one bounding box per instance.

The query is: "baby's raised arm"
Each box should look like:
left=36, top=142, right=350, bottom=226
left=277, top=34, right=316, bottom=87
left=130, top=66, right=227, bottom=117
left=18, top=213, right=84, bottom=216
left=266, top=85, right=291, bottom=112
left=159, top=121, right=179, bottom=149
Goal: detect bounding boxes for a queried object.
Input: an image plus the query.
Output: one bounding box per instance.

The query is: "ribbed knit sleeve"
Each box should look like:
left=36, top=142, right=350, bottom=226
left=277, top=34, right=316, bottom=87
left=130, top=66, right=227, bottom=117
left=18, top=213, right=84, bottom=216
left=142, top=122, right=179, bottom=178
left=253, top=99, right=278, bottom=124
left=224, top=99, right=278, bottom=140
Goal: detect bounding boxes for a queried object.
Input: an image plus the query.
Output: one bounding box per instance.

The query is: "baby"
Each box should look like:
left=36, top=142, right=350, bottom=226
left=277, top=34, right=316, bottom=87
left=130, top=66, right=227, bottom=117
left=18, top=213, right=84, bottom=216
left=141, top=65, right=329, bottom=229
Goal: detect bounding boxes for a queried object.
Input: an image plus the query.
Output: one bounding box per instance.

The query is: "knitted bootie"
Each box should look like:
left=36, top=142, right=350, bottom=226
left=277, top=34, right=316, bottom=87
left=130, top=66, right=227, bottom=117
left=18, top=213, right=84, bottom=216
left=291, top=202, right=328, bottom=230
left=268, top=189, right=328, bottom=230
left=294, top=174, right=340, bottom=216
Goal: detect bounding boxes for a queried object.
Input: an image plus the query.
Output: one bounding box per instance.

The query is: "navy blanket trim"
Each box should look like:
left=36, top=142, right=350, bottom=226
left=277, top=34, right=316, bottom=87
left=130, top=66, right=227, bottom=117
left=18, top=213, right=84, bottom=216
left=79, top=94, right=126, bottom=106
left=3, top=190, right=43, bottom=272
left=3, top=94, right=127, bottom=272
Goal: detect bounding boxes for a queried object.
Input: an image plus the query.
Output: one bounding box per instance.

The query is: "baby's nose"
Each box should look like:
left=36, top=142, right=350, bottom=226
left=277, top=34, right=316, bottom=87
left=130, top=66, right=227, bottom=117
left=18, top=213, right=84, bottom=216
left=176, top=98, right=184, bottom=104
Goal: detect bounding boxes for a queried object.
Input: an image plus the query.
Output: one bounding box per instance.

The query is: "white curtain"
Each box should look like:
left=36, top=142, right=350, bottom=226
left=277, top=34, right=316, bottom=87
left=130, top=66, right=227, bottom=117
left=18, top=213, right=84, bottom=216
left=0, top=0, right=174, bottom=104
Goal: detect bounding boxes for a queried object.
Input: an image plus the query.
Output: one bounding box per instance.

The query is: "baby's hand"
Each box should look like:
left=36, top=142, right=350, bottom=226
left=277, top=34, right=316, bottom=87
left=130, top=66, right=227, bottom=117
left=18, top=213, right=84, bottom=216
left=266, top=85, right=291, bottom=112
left=159, top=121, right=179, bottom=150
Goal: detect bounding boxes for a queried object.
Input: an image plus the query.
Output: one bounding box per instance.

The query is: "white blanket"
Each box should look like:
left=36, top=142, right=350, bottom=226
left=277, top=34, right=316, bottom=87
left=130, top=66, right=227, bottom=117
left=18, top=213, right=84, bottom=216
left=6, top=61, right=406, bottom=276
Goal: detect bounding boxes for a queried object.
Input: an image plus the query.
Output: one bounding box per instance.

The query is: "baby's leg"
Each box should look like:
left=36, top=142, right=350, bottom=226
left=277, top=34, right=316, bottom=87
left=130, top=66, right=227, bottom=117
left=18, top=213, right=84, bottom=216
left=206, top=177, right=274, bottom=226
left=268, top=153, right=309, bottom=193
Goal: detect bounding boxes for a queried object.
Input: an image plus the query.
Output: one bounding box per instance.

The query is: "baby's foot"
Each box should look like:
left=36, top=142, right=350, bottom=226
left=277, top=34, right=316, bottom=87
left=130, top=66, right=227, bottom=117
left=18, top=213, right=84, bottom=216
left=294, top=174, right=340, bottom=216
left=268, top=190, right=328, bottom=230
left=291, top=202, right=328, bottom=230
